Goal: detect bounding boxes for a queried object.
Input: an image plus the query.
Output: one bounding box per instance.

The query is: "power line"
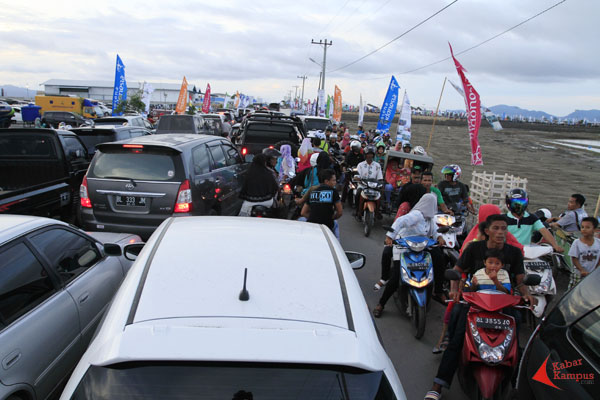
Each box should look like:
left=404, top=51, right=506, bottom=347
left=361, top=0, right=567, bottom=79
left=317, top=0, right=352, bottom=37
left=336, top=0, right=394, bottom=35
left=328, top=0, right=459, bottom=73
left=326, top=0, right=367, bottom=37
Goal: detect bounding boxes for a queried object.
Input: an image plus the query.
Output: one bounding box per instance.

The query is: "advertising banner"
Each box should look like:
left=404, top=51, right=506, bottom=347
left=318, top=89, right=326, bottom=117
left=376, top=76, right=400, bottom=133
left=333, top=85, right=342, bottom=122
left=140, top=82, right=154, bottom=114
left=111, top=54, right=127, bottom=116
left=397, top=91, right=412, bottom=143
left=358, top=93, right=364, bottom=127
left=175, top=76, right=188, bottom=114
left=202, top=83, right=211, bottom=113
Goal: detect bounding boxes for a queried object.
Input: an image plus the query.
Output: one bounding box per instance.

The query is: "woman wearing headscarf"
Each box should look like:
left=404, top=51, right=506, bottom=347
left=340, top=131, right=351, bottom=150
left=373, top=193, right=445, bottom=317
left=275, top=144, right=296, bottom=182
left=238, top=154, right=279, bottom=217
left=297, top=138, right=313, bottom=172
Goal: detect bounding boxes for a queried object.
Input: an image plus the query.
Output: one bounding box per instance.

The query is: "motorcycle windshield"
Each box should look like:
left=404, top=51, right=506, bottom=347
left=462, top=291, right=521, bottom=312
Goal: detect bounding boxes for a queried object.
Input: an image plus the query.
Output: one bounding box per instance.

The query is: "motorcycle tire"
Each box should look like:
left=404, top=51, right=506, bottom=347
left=411, top=298, right=427, bottom=339
left=393, top=286, right=409, bottom=316
left=364, top=210, right=373, bottom=237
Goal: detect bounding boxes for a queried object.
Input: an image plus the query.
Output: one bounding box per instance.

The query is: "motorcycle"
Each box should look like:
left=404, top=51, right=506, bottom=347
left=356, top=177, right=383, bottom=237
left=345, top=167, right=359, bottom=208
left=435, top=213, right=464, bottom=300
left=445, top=269, right=540, bottom=400
left=251, top=173, right=296, bottom=219
left=391, top=234, right=438, bottom=339
left=522, top=244, right=557, bottom=324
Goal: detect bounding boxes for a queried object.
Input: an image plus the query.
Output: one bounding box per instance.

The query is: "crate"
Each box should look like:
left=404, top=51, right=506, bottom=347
left=469, top=171, right=527, bottom=213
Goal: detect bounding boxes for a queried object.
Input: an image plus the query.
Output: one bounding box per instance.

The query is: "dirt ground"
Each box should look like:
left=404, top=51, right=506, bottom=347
left=341, top=113, right=600, bottom=217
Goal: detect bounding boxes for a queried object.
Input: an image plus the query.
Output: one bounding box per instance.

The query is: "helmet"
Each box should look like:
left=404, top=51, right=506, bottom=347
left=376, top=141, right=386, bottom=149
left=365, top=145, right=376, bottom=155
left=402, top=141, right=412, bottom=149
left=350, top=140, right=361, bottom=151
left=350, top=134, right=359, bottom=141
left=534, top=208, right=552, bottom=222
left=441, top=164, right=461, bottom=181
left=359, top=133, right=367, bottom=140
left=315, top=130, right=326, bottom=140
left=506, top=188, right=529, bottom=215
left=309, top=152, right=320, bottom=167
left=262, top=147, right=281, bottom=159
left=383, top=132, right=390, bottom=139
left=330, top=133, right=338, bottom=140
left=412, top=145, right=426, bottom=156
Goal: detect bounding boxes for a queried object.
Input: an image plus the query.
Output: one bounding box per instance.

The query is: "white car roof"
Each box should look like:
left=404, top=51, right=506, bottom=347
left=0, top=215, right=65, bottom=245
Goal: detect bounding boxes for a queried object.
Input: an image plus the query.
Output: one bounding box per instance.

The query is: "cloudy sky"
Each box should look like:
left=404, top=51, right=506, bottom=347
left=1, top=0, right=597, bottom=116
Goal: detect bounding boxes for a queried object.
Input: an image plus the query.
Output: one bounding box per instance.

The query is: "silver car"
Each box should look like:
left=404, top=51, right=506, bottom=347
left=0, top=215, right=141, bottom=400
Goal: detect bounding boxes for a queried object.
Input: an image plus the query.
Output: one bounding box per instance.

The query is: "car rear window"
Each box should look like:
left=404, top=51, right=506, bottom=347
left=71, top=363, right=397, bottom=400
left=244, top=124, right=299, bottom=144
left=94, top=118, right=128, bottom=126
left=156, top=116, right=195, bottom=133
left=0, top=134, right=57, bottom=157
left=72, top=129, right=118, bottom=154
left=89, top=148, right=180, bottom=181
left=305, top=119, right=331, bottom=131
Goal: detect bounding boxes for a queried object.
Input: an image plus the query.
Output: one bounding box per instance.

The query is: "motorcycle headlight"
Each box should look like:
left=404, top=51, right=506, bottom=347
left=436, top=214, right=455, bottom=226
left=478, top=343, right=505, bottom=364
left=405, top=239, right=427, bottom=252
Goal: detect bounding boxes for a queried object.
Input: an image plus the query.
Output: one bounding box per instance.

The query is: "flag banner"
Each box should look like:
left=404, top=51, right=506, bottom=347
left=376, top=76, right=400, bottom=133
left=448, top=79, right=465, bottom=99
left=358, top=93, right=364, bottom=127
left=111, top=54, right=127, bottom=116
left=326, top=95, right=332, bottom=119
left=449, top=43, right=483, bottom=165
left=318, top=89, right=326, bottom=117
left=141, top=82, right=154, bottom=114
left=234, top=92, right=240, bottom=109
left=202, top=83, right=211, bottom=113
left=397, top=91, right=411, bottom=143
left=449, top=79, right=501, bottom=131
left=175, top=76, right=188, bottom=114
left=333, top=85, right=342, bottom=122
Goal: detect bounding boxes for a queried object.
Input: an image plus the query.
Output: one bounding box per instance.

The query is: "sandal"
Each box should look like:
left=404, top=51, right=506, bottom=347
left=439, top=335, right=449, bottom=352
left=424, top=390, right=442, bottom=400
left=373, top=279, right=388, bottom=290
left=373, top=304, right=384, bottom=318
left=432, top=345, right=443, bottom=354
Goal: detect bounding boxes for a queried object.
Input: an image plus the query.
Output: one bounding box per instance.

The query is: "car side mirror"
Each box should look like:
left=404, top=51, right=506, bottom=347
left=445, top=269, right=462, bottom=281
left=103, top=243, right=122, bottom=256
left=346, top=251, right=366, bottom=270
left=124, top=243, right=145, bottom=261
left=523, top=274, right=542, bottom=286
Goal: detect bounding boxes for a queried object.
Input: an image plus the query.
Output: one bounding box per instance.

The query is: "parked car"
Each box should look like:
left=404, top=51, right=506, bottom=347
left=10, top=106, right=22, bottom=124
left=298, top=115, right=333, bottom=132
left=235, top=112, right=305, bottom=160
left=59, top=217, right=407, bottom=400
left=155, top=114, right=209, bottom=135
left=41, top=111, right=89, bottom=128
left=80, top=134, right=248, bottom=239
left=201, top=113, right=231, bottom=137
left=0, top=215, right=142, bottom=400
left=0, top=128, right=90, bottom=223
left=517, top=267, right=600, bottom=399
left=93, top=115, right=153, bottom=131
left=70, top=126, right=152, bottom=156
left=216, top=109, right=236, bottom=125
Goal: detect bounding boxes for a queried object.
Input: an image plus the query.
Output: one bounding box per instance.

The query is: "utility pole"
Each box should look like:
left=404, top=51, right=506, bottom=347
left=311, top=39, right=332, bottom=90
left=297, top=75, right=307, bottom=105
left=292, top=85, right=300, bottom=100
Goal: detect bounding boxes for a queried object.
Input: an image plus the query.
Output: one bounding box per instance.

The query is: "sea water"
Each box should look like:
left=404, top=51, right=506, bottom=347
left=547, top=139, right=600, bottom=154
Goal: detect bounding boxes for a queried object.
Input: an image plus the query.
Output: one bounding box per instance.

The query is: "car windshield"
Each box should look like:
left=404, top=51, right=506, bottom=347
left=71, top=362, right=397, bottom=400
left=305, top=119, right=330, bottom=131
left=156, top=116, right=195, bottom=133
left=245, top=124, right=300, bottom=144
left=95, top=118, right=127, bottom=126
left=90, top=149, right=179, bottom=181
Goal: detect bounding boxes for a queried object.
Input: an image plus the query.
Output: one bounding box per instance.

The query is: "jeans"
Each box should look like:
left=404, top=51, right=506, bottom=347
left=380, top=246, right=393, bottom=281
left=384, top=183, right=393, bottom=204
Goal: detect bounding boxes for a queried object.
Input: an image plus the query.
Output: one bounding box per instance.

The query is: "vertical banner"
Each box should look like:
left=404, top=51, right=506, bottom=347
left=234, top=92, right=240, bottom=109
left=449, top=43, right=483, bottom=165
left=326, top=95, right=332, bottom=118
left=396, top=91, right=412, bottom=143
left=333, top=85, right=342, bottom=123
left=376, top=76, right=400, bottom=133
left=175, top=76, right=188, bottom=114
left=111, top=54, right=127, bottom=116
left=358, top=93, right=364, bottom=127
left=202, top=83, right=211, bottom=113
left=223, top=92, right=229, bottom=108
left=318, top=89, right=326, bottom=117
left=140, top=82, right=154, bottom=114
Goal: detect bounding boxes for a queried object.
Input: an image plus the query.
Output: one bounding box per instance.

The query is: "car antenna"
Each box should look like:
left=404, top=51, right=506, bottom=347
left=239, top=268, right=249, bottom=301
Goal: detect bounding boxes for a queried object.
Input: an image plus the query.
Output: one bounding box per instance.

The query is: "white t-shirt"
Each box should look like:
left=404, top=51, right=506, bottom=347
left=357, top=160, right=383, bottom=181
left=568, top=237, right=600, bottom=273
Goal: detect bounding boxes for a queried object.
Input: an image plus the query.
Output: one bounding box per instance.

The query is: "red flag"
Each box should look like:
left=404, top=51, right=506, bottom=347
left=449, top=43, right=483, bottom=165
left=202, top=84, right=211, bottom=113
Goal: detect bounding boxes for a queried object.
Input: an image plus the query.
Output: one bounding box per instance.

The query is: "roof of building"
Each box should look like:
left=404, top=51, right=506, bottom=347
left=42, top=79, right=191, bottom=91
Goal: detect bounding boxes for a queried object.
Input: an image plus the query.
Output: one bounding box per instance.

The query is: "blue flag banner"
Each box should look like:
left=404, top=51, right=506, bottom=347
left=376, top=76, right=400, bottom=133
left=111, top=54, right=127, bottom=116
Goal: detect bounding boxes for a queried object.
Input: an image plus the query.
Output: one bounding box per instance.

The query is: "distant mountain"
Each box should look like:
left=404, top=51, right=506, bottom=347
left=0, top=84, right=31, bottom=98
left=489, top=104, right=555, bottom=120
left=563, top=109, right=600, bottom=121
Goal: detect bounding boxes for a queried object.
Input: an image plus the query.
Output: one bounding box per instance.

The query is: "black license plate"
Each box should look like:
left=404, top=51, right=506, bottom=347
left=476, top=316, right=511, bottom=330
left=408, top=263, right=429, bottom=270
left=116, top=195, right=147, bottom=207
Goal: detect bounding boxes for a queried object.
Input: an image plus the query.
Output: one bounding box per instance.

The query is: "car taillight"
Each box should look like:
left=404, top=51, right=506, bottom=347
left=283, top=184, right=291, bottom=193
left=80, top=176, right=92, bottom=208
left=174, top=179, right=192, bottom=213
left=241, top=147, right=248, bottom=156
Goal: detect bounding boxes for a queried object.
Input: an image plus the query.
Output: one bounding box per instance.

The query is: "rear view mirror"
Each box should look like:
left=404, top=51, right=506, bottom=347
left=346, top=251, right=366, bottom=270
left=103, top=243, right=122, bottom=257
left=124, top=243, right=145, bottom=261
left=445, top=269, right=462, bottom=281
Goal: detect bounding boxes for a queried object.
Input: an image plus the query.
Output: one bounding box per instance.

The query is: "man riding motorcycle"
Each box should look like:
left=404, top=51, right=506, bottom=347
left=354, top=145, right=383, bottom=220
left=341, top=140, right=365, bottom=203
left=238, top=153, right=279, bottom=217
left=437, top=164, right=475, bottom=214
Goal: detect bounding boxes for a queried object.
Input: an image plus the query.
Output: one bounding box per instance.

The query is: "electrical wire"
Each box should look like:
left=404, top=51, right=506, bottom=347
left=328, top=0, right=459, bottom=73
left=317, top=0, right=352, bottom=37
left=336, top=0, right=394, bottom=35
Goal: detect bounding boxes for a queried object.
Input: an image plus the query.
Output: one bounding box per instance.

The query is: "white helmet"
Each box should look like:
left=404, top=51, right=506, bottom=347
left=412, top=145, right=426, bottom=156
left=350, top=140, right=361, bottom=151
left=330, top=133, right=338, bottom=139
left=315, top=130, right=326, bottom=140
left=350, top=134, right=359, bottom=141
left=310, top=152, right=320, bottom=167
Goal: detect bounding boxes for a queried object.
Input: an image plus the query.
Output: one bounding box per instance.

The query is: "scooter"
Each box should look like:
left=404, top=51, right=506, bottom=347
left=345, top=167, right=359, bottom=208
left=391, top=235, right=438, bottom=339
left=357, top=177, right=383, bottom=237
left=445, top=269, right=540, bottom=400
left=434, top=213, right=464, bottom=300
left=522, top=244, right=556, bottom=323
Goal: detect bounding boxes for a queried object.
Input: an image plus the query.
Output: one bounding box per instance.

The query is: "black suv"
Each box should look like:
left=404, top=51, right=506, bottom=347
left=234, top=112, right=305, bottom=159
left=80, top=134, right=248, bottom=239
left=155, top=114, right=210, bottom=135
left=71, top=126, right=152, bottom=156
left=42, top=111, right=88, bottom=128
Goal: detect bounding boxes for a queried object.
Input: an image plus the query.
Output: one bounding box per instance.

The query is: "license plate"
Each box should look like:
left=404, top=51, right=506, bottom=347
left=476, top=316, right=511, bottom=330
left=408, top=263, right=429, bottom=270
left=116, top=195, right=147, bottom=207
left=526, top=261, right=552, bottom=271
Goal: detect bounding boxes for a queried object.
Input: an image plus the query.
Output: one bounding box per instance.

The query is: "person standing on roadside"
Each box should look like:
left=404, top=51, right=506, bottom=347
left=567, top=217, right=600, bottom=289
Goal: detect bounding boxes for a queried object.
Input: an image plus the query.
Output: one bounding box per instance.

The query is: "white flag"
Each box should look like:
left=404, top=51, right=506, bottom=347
left=358, top=94, right=364, bottom=127
left=318, top=89, right=326, bottom=117
left=396, top=91, right=411, bottom=143
left=141, top=82, right=154, bottom=114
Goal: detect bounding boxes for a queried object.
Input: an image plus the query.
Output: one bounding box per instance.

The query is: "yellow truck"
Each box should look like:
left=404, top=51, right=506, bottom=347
left=35, top=95, right=101, bottom=119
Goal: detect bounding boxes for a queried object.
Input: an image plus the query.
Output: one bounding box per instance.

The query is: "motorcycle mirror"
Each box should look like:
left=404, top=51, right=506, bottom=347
left=445, top=269, right=462, bottom=281
left=382, top=225, right=394, bottom=233
left=522, top=274, right=542, bottom=286
left=437, top=226, right=450, bottom=233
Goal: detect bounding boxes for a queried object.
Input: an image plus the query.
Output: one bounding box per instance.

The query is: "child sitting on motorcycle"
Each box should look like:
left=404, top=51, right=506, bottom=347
left=470, top=248, right=511, bottom=294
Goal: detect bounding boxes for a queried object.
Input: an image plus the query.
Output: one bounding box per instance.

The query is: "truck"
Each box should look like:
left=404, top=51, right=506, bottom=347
left=35, top=95, right=102, bottom=119
left=0, top=128, right=91, bottom=224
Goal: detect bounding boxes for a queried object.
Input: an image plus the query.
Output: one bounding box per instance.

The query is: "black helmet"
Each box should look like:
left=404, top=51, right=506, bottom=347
left=365, top=145, right=376, bottom=155
left=505, top=188, right=529, bottom=215
left=262, top=147, right=281, bottom=159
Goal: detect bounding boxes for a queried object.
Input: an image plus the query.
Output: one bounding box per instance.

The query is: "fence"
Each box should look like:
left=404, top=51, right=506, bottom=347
left=469, top=171, right=528, bottom=213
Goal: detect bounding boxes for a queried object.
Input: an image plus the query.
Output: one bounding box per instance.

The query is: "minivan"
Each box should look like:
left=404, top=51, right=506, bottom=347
left=155, top=114, right=209, bottom=135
